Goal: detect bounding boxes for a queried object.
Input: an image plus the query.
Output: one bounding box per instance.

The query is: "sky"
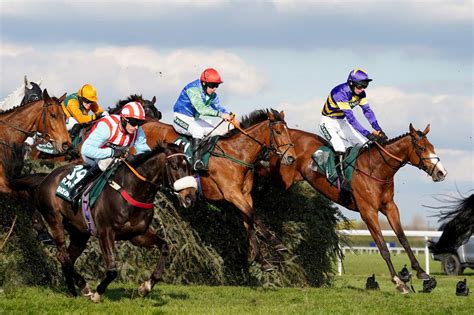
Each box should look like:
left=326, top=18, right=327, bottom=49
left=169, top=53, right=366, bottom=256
left=1, top=0, right=472, bottom=227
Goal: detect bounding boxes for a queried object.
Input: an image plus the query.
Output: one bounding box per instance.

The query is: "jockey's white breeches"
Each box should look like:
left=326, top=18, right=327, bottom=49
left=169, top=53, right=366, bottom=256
left=319, top=115, right=367, bottom=153
left=173, top=113, right=230, bottom=139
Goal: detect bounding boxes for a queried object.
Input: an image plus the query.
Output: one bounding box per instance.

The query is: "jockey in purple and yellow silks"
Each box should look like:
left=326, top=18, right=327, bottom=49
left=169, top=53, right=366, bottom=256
left=319, top=68, right=387, bottom=190
left=173, top=68, right=239, bottom=172
left=69, top=101, right=150, bottom=200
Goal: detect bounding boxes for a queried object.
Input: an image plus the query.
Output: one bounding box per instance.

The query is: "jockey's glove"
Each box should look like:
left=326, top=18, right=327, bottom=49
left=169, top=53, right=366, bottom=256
left=366, top=134, right=378, bottom=142
left=378, top=130, right=388, bottom=143
left=112, top=147, right=127, bottom=158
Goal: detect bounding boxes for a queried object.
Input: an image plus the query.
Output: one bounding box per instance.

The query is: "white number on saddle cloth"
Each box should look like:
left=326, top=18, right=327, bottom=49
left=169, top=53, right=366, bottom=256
left=63, top=165, right=88, bottom=188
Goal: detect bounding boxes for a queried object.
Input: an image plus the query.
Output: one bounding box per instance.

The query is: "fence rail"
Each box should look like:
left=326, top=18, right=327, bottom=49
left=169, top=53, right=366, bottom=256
left=337, top=230, right=442, bottom=276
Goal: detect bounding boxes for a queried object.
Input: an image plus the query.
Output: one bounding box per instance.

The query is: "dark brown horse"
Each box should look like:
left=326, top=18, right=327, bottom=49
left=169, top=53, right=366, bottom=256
left=141, top=109, right=296, bottom=269
left=4, top=143, right=197, bottom=302
left=0, top=89, right=71, bottom=193
left=257, top=124, right=447, bottom=293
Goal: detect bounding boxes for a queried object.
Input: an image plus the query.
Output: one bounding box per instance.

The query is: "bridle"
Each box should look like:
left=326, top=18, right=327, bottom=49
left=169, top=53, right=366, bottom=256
left=0, top=100, right=58, bottom=142
left=123, top=152, right=190, bottom=194
left=369, top=133, right=439, bottom=177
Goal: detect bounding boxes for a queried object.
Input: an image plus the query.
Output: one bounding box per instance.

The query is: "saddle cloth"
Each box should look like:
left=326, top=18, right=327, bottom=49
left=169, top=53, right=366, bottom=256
left=311, top=145, right=362, bottom=190
left=173, top=135, right=219, bottom=169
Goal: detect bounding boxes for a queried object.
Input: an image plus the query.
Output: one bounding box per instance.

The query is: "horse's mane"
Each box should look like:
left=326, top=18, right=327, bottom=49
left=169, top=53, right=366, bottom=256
left=226, top=108, right=282, bottom=137
left=128, top=142, right=177, bottom=168
left=110, top=94, right=144, bottom=114
left=0, top=78, right=42, bottom=113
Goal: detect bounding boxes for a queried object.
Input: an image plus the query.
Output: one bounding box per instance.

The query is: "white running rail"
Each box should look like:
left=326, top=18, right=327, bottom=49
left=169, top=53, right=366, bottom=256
left=337, top=230, right=442, bottom=275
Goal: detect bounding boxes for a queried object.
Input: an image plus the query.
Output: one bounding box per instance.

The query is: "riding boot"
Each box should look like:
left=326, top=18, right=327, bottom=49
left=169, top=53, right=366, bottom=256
left=335, top=153, right=351, bottom=204
left=70, top=165, right=102, bottom=201
left=192, top=138, right=208, bottom=172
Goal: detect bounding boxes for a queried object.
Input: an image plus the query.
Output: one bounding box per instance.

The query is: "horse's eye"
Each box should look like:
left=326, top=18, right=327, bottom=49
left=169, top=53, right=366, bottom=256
left=171, top=163, right=178, bottom=170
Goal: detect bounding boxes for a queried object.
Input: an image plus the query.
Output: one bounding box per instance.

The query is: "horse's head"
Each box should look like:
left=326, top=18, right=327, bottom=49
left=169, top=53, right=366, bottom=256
left=266, top=109, right=296, bottom=166
left=37, top=89, right=71, bottom=154
left=143, top=96, right=162, bottom=120
left=162, top=143, right=197, bottom=208
left=408, top=123, right=447, bottom=182
left=111, top=95, right=162, bottom=120
left=22, top=80, right=42, bottom=105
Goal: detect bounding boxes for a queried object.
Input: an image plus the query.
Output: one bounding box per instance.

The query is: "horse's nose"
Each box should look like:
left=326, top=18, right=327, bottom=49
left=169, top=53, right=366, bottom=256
left=436, top=170, right=447, bottom=181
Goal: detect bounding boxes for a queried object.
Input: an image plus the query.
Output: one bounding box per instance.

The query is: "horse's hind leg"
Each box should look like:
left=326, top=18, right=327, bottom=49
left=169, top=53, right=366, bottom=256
left=91, top=228, right=117, bottom=303
left=67, top=226, right=91, bottom=296
left=130, top=228, right=169, bottom=297
left=383, top=201, right=430, bottom=280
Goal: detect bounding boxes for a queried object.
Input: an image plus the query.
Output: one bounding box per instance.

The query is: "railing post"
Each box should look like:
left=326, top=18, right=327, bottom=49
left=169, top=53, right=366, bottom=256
left=425, top=235, right=430, bottom=274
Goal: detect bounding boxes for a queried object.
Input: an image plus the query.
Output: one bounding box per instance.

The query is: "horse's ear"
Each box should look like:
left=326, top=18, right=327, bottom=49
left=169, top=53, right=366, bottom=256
left=279, top=110, right=285, bottom=120
left=152, top=96, right=156, bottom=104
left=42, top=89, right=51, bottom=102
left=58, top=93, right=67, bottom=103
left=422, top=124, right=431, bottom=135
left=267, top=109, right=275, bottom=121
left=409, top=123, right=416, bottom=135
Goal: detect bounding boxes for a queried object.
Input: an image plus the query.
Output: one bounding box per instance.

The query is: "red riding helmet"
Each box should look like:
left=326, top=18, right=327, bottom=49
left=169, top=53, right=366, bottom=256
left=200, top=68, right=223, bottom=84
left=120, top=101, right=146, bottom=120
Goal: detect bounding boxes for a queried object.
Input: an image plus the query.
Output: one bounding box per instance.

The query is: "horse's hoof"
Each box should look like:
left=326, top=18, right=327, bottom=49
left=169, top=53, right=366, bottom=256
left=81, top=284, right=93, bottom=297
left=90, top=292, right=101, bottom=303
left=138, top=280, right=152, bottom=297
left=274, top=244, right=288, bottom=252
left=261, top=264, right=275, bottom=272
left=416, top=271, right=430, bottom=281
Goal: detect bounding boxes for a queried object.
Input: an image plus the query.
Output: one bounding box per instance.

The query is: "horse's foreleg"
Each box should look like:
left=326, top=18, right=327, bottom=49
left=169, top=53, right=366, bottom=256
left=67, top=227, right=91, bottom=296
left=130, top=228, right=169, bottom=297
left=384, top=201, right=429, bottom=280
left=92, top=228, right=117, bottom=303
left=43, top=212, right=77, bottom=296
left=361, top=209, right=409, bottom=294
left=254, top=216, right=287, bottom=252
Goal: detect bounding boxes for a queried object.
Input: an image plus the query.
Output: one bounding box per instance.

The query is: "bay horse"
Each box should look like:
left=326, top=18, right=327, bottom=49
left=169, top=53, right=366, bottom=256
left=4, top=143, right=197, bottom=302
left=257, top=124, right=447, bottom=293
left=0, top=89, right=71, bottom=193
left=141, top=109, right=296, bottom=270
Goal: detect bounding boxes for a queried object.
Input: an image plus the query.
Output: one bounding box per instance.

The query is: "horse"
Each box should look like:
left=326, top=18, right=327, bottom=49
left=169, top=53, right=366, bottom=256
left=3, top=142, right=198, bottom=302
left=0, top=75, right=42, bottom=111
left=256, top=124, right=447, bottom=293
left=428, top=193, right=473, bottom=255
left=0, top=89, right=71, bottom=193
left=109, top=94, right=161, bottom=120
left=141, top=109, right=296, bottom=270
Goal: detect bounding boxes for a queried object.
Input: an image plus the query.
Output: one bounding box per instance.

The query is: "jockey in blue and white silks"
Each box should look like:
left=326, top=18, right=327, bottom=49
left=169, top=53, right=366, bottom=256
left=172, top=68, right=239, bottom=172
left=70, top=102, right=150, bottom=200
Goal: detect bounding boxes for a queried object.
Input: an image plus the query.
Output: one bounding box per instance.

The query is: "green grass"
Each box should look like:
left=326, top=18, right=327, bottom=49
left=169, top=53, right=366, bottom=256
left=1, top=253, right=473, bottom=314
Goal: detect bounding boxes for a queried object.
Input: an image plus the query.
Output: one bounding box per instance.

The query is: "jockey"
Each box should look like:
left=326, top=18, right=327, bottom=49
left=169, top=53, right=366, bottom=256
left=319, top=68, right=387, bottom=189
left=172, top=68, right=239, bottom=172
left=69, top=101, right=150, bottom=200
left=62, top=83, right=107, bottom=131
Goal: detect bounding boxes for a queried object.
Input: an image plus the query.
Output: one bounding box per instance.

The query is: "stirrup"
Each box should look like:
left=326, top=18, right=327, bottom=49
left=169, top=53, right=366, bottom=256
left=193, top=160, right=208, bottom=172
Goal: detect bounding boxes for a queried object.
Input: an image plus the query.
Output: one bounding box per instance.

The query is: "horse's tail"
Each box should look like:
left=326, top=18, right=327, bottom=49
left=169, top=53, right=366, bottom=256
left=2, top=144, right=48, bottom=194
left=429, top=193, right=474, bottom=254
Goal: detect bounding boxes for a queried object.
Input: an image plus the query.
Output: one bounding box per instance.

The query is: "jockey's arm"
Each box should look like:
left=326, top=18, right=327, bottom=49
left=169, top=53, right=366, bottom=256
left=90, top=102, right=104, bottom=115
left=186, top=88, right=220, bottom=117
left=337, top=100, right=371, bottom=137
left=67, top=99, right=97, bottom=123
left=81, top=122, right=114, bottom=159
left=361, top=103, right=382, bottom=131
left=133, top=128, right=151, bottom=154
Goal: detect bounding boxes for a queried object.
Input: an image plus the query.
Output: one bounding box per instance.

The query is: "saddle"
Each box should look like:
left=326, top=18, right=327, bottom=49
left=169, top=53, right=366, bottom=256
left=174, top=135, right=220, bottom=168
left=310, top=145, right=361, bottom=191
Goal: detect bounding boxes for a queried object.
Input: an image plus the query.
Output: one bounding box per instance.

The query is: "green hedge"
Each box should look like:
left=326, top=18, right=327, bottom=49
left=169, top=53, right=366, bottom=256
left=0, top=162, right=345, bottom=291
